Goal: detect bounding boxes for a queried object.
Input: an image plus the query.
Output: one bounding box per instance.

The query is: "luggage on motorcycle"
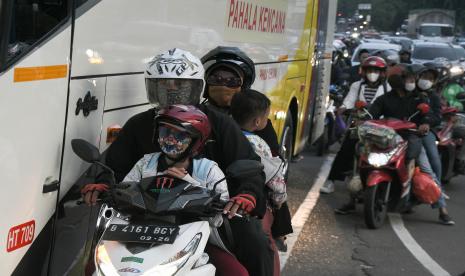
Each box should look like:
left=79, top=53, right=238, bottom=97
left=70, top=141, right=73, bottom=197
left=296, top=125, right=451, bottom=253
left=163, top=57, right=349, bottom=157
left=358, top=121, right=402, bottom=149
left=412, top=167, right=441, bottom=205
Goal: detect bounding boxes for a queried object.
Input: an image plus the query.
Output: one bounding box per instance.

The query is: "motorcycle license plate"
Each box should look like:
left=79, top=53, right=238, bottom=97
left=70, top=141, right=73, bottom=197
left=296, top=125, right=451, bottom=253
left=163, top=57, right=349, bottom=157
left=103, top=224, right=179, bottom=244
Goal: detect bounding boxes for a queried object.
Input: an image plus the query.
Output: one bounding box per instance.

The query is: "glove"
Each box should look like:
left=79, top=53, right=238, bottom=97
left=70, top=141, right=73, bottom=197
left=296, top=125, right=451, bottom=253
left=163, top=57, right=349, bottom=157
left=229, top=193, right=256, bottom=213
left=81, top=183, right=109, bottom=194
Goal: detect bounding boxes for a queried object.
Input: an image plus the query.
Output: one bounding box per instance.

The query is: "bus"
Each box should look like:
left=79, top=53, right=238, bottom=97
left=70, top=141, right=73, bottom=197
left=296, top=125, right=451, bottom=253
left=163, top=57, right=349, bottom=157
left=0, top=0, right=336, bottom=274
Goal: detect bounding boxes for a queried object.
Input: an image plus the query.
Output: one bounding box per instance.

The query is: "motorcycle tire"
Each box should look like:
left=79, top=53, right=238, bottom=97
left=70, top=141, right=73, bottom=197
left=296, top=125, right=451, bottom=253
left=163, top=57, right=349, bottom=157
left=364, top=183, right=388, bottom=229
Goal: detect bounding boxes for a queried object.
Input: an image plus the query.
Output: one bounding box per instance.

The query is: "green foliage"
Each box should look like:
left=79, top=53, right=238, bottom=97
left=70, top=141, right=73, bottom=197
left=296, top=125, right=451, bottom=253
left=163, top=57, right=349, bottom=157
left=337, top=0, right=465, bottom=33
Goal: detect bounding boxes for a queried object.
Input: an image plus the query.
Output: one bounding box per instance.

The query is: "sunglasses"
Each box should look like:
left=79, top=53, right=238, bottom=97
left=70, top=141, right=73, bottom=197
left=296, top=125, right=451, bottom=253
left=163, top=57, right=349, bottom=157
left=206, top=74, right=242, bottom=88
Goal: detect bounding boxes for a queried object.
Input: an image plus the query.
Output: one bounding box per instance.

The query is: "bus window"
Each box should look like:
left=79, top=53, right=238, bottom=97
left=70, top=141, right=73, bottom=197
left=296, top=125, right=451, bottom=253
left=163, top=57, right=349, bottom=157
left=1, top=0, right=70, bottom=70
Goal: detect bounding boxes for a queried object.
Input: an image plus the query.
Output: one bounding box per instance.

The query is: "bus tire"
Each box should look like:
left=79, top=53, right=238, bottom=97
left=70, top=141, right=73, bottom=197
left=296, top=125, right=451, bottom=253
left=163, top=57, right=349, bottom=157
left=280, top=112, right=294, bottom=181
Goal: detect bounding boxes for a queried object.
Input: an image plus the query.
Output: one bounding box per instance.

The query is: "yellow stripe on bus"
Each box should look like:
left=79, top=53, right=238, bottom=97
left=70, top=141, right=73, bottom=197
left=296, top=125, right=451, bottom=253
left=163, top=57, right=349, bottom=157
left=14, top=65, right=68, bottom=82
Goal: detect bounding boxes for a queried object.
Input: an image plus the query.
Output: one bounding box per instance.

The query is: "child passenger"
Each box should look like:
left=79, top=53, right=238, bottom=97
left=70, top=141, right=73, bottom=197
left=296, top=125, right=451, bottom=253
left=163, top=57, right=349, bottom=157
left=230, top=89, right=291, bottom=275
left=123, top=104, right=249, bottom=276
left=123, top=104, right=228, bottom=201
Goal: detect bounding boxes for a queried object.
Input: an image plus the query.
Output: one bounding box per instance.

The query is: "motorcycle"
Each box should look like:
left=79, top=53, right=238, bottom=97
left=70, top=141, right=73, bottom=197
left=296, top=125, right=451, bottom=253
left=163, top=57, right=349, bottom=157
left=317, top=83, right=349, bottom=156
left=355, top=102, right=430, bottom=229
left=437, top=96, right=465, bottom=183
left=71, top=139, right=262, bottom=276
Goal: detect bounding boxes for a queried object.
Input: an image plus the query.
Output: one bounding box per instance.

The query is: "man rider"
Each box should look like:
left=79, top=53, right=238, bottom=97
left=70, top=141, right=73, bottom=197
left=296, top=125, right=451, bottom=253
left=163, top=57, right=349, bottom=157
left=81, top=48, right=274, bottom=276
left=349, top=49, right=370, bottom=83
left=201, top=46, right=290, bottom=274
left=368, top=71, right=454, bottom=225
left=321, top=56, right=390, bottom=197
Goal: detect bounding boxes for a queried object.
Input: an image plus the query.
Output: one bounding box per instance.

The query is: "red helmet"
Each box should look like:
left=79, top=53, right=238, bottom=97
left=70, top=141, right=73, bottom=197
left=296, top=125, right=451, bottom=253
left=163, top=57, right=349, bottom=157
left=361, top=56, right=387, bottom=70
left=155, top=105, right=211, bottom=156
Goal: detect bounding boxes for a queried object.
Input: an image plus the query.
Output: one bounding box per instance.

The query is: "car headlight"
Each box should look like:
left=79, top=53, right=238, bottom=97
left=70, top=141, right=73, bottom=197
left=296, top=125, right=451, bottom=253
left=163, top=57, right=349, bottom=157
left=450, top=66, right=464, bottom=77
left=142, top=233, right=202, bottom=276
left=96, top=245, right=119, bottom=276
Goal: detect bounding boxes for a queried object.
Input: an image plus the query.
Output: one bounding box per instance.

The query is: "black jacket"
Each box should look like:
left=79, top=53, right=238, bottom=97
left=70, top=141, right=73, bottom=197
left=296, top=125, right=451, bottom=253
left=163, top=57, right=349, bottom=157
left=98, top=105, right=267, bottom=217
left=369, top=90, right=422, bottom=123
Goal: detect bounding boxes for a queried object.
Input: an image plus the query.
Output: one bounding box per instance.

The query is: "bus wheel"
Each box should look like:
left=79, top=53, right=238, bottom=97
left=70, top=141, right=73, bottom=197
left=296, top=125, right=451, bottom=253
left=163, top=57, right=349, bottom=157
left=280, top=113, right=294, bottom=181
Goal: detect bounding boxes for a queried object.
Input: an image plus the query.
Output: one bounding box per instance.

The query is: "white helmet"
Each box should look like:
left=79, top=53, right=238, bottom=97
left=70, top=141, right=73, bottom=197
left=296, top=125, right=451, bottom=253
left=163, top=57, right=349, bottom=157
left=145, top=48, right=205, bottom=109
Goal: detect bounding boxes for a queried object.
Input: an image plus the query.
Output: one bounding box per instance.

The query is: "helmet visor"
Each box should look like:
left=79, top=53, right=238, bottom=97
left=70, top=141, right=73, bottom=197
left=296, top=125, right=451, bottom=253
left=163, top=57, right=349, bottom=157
left=146, top=78, right=203, bottom=108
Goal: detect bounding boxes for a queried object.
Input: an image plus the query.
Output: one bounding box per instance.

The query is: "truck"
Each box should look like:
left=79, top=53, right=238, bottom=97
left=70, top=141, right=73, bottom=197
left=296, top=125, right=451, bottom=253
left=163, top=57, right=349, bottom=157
left=406, top=9, right=456, bottom=42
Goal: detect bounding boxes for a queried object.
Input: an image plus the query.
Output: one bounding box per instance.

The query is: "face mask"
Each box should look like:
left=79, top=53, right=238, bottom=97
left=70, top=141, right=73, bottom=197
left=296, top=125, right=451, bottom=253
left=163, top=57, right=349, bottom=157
left=366, top=72, right=380, bottom=83
left=417, top=79, right=433, bottom=91
left=405, top=82, right=416, bottom=92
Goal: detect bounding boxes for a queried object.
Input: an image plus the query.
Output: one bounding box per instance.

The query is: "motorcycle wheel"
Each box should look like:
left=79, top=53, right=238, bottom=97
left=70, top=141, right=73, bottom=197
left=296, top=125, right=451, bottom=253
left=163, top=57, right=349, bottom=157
left=364, top=183, right=388, bottom=229
left=280, top=113, right=294, bottom=181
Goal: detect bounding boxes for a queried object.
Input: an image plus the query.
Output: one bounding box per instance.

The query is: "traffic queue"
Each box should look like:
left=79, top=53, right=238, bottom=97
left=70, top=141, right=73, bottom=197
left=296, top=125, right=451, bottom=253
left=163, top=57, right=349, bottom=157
left=321, top=33, right=465, bottom=229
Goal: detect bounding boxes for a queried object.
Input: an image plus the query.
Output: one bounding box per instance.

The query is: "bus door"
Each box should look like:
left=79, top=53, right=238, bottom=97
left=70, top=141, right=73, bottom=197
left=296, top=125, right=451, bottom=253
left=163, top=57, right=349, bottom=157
left=0, top=0, right=72, bottom=274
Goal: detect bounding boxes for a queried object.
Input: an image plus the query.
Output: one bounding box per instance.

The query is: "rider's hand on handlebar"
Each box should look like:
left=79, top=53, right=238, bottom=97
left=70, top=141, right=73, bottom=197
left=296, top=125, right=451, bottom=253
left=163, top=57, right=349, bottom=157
left=165, top=167, right=188, bottom=179
left=223, top=193, right=256, bottom=219
left=80, top=183, right=109, bottom=206
left=418, top=124, right=430, bottom=135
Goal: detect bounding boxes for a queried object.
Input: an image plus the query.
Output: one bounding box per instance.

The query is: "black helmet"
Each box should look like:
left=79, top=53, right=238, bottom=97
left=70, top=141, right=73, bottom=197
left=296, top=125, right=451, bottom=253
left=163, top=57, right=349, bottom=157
left=403, top=64, right=424, bottom=79
left=421, top=61, right=450, bottom=84
left=201, top=46, right=255, bottom=91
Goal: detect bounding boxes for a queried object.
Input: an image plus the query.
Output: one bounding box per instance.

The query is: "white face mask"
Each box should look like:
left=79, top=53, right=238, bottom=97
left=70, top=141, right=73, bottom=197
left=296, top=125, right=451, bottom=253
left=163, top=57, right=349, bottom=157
left=405, top=82, right=416, bottom=92
left=417, top=79, right=433, bottom=90
left=366, top=72, right=380, bottom=83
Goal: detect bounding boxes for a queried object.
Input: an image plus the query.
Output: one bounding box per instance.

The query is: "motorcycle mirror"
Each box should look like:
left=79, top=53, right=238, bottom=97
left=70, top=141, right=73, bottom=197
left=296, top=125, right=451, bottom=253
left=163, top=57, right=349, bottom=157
left=355, top=101, right=368, bottom=110
left=417, top=103, right=430, bottom=114
left=226, top=160, right=264, bottom=179
left=71, top=139, right=101, bottom=163
left=456, top=92, right=465, bottom=101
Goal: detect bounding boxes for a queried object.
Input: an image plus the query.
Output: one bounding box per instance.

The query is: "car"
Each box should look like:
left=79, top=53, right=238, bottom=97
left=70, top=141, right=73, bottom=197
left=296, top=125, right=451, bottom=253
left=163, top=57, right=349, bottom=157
left=362, top=38, right=390, bottom=44
left=350, top=42, right=402, bottom=66
left=411, top=42, right=463, bottom=64
left=383, top=36, right=413, bottom=51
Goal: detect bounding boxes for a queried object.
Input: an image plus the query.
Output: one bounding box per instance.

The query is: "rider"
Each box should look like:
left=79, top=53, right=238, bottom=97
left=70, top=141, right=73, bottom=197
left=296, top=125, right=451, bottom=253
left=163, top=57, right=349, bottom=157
left=322, top=56, right=390, bottom=197
left=349, top=49, right=370, bottom=83
left=202, top=46, right=294, bottom=253
left=399, top=49, right=412, bottom=64
left=368, top=71, right=454, bottom=225
left=415, top=64, right=443, bottom=182
left=81, top=48, right=274, bottom=276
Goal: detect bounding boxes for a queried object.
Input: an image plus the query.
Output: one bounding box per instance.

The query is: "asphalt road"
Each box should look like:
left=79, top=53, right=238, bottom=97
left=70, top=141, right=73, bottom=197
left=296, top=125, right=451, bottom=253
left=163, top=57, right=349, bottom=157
left=281, top=145, right=465, bottom=276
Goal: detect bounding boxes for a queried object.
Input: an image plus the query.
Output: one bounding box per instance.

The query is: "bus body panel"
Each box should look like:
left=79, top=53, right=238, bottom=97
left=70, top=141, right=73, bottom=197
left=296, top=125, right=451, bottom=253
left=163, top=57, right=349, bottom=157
left=0, top=23, right=72, bottom=275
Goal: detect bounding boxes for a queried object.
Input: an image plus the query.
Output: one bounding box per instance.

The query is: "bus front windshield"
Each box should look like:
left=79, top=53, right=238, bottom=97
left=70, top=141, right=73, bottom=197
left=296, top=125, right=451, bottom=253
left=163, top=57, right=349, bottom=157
left=420, top=26, right=454, bottom=37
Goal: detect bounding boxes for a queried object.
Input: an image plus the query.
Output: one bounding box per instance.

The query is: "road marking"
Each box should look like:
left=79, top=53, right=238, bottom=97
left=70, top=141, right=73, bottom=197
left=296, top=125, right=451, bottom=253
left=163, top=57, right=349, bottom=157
left=280, top=154, right=335, bottom=270
left=388, top=213, right=450, bottom=276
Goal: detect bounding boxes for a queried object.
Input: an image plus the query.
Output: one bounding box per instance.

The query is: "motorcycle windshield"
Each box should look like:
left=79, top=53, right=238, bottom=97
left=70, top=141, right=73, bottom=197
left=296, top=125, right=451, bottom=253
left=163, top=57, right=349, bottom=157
left=139, top=176, right=212, bottom=215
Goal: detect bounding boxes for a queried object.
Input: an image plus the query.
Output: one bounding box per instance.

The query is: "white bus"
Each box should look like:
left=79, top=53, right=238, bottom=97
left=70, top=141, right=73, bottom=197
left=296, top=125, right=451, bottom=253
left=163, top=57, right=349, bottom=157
left=0, top=0, right=336, bottom=274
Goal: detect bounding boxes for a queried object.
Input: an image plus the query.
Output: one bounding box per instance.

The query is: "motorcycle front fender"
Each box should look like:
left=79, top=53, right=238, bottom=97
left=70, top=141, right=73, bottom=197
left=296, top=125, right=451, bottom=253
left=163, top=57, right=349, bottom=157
left=366, top=170, right=393, bottom=188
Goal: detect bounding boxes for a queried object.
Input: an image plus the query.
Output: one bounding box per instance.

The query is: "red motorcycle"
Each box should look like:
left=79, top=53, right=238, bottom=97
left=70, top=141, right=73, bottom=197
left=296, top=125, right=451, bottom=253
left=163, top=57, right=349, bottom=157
left=355, top=102, right=430, bottom=229
left=437, top=106, right=465, bottom=183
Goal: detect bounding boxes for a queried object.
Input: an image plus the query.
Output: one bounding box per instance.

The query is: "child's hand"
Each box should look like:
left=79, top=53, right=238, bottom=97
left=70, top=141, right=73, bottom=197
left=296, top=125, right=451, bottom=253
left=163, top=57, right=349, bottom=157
left=165, top=167, right=188, bottom=179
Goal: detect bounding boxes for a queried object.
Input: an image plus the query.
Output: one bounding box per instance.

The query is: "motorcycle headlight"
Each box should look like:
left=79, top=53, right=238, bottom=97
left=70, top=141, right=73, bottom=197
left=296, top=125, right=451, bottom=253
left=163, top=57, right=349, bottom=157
left=96, top=245, right=119, bottom=276
left=142, top=233, right=202, bottom=276
left=367, top=148, right=397, bottom=167
left=450, top=66, right=464, bottom=77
